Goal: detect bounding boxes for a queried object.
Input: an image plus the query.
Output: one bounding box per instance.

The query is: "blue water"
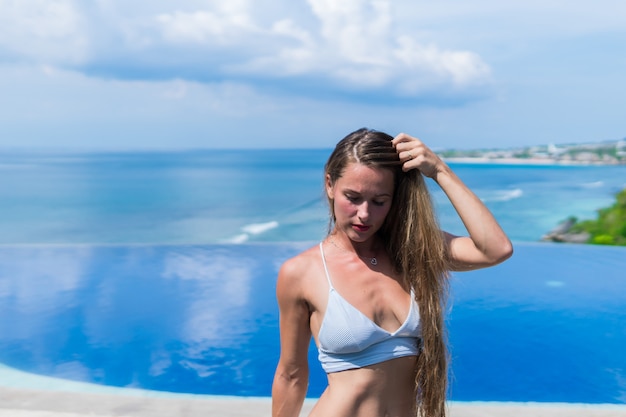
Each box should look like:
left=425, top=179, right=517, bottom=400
left=0, top=149, right=625, bottom=403
left=1, top=149, right=625, bottom=244
left=0, top=243, right=624, bottom=404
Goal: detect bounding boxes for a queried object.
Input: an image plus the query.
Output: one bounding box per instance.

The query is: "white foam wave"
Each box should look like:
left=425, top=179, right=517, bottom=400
left=242, top=221, right=279, bottom=235
left=580, top=181, right=604, bottom=188
left=223, top=234, right=250, bottom=244
left=485, top=188, right=523, bottom=202
left=221, top=221, right=280, bottom=244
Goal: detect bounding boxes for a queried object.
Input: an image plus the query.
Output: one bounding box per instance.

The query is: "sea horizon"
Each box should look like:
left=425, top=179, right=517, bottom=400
left=1, top=148, right=625, bottom=246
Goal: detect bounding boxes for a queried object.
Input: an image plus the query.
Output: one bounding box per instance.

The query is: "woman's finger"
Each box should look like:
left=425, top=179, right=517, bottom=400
left=392, top=133, right=420, bottom=148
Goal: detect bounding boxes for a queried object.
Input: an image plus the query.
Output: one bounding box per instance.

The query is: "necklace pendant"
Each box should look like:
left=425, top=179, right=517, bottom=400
left=370, top=257, right=378, bottom=266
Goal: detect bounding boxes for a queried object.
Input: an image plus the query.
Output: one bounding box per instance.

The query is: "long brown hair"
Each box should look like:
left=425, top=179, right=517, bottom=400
left=324, top=128, right=450, bottom=417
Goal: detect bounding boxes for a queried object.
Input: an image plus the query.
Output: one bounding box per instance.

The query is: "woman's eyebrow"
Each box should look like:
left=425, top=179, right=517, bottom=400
left=344, top=188, right=392, bottom=198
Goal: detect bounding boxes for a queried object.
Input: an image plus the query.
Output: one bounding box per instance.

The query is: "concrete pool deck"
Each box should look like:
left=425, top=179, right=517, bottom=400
left=2, top=386, right=626, bottom=417
left=2, top=364, right=626, bottom=416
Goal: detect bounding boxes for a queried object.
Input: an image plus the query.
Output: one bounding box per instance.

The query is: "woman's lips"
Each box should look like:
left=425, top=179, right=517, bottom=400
left=352, top=224, right=370, bottom=232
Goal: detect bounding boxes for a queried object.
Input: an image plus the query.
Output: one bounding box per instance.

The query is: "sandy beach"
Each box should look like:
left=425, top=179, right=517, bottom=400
left=2, top=385, right=626, bottom=417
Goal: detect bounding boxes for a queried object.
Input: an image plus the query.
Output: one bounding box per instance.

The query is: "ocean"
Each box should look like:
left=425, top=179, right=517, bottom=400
left=1, top=149, right=625, bottom=245
left=0, top=149, right=625, bottom=404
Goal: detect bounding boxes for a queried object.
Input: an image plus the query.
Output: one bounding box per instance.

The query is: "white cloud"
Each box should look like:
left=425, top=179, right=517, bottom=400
left=393, top=37, right=491, bottom=88
left=309, top=0, right=392, bottom=65
left=0, top=0, right=493, bottom=102
left=155, top=6, right=258, bottom=45
left=0, top=0, right=89, bottom=64
left=223, top=0, right=492, bottom=97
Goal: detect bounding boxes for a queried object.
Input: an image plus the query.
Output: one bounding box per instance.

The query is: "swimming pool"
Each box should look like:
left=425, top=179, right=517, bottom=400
left=0, top=242, right=624, bottom=403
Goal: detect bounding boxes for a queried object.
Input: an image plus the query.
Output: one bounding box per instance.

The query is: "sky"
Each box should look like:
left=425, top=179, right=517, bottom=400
left=0, top=0, right=624, bottom=150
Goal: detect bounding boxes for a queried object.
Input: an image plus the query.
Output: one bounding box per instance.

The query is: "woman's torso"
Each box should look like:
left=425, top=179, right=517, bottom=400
left=310, top=356, right=418, bottom=417
left=300, top=241, right=421, bottom=417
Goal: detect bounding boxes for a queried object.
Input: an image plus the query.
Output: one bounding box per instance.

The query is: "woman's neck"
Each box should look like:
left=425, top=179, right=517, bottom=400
left=329, top=231, right=380, bottom=261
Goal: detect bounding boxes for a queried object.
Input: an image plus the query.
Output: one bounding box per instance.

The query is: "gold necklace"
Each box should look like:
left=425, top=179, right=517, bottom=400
left=329, top=237, right=378, bottom=266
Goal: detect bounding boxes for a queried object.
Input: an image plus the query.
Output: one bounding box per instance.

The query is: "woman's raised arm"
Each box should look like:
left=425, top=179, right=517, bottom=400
left=393, top=133, right=513, bottom=271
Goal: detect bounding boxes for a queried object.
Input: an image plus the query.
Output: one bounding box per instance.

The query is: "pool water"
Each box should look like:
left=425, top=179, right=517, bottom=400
left=0, top=242, right=624, bottom=403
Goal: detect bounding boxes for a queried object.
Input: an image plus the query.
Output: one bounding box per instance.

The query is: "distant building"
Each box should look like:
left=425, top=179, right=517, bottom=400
left=617, top=140, right=626, bottom=158
left=574, top=152, right=600, bottom=163
left=548, top=143, right=564, bottom=156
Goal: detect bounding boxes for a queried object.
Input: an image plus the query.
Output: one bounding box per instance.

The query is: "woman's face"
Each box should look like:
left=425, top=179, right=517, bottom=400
left=326, top=162, right=395, bottom=242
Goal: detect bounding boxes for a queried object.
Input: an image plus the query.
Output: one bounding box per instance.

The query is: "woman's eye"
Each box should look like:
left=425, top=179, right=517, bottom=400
left=373, top=200, right=386, bottom=207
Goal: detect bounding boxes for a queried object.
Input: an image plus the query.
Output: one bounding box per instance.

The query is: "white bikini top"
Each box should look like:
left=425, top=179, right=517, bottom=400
left=316, top=243, right=422, bottom=373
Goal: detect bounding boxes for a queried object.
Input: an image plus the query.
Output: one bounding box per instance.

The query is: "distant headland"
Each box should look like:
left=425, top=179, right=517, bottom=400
left=437, top=137, right=626, bottom=246
left=542, top=188, right=626, bottom=246
left=439, top=138, right=626, bottom=165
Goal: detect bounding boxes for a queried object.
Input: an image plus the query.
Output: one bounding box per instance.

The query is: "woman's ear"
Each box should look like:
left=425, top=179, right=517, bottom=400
left=325, top=174, right=334, bottom=199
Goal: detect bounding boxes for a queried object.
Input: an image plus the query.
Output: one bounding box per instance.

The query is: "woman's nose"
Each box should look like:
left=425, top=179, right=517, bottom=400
left=357, top=202, right=370, bottom=221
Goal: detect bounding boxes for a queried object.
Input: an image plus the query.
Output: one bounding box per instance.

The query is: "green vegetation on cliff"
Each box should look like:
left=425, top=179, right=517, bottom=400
left=570, top=188, right=626, bottom=245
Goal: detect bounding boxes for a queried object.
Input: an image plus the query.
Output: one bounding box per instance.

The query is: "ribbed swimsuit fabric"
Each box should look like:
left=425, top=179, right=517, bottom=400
left=316, top=243, right=422, bottom=374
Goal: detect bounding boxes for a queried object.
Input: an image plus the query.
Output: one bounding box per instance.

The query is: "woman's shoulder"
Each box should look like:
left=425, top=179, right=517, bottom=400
left=277, top=244, right=322, bottom=294
left=279, top=243, right=321, bottom=279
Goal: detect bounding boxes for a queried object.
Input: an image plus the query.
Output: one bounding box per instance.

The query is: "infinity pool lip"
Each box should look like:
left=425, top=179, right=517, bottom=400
left=3, top=358, right=626, bottom=416
left=1, top=383, right=626, bottom=417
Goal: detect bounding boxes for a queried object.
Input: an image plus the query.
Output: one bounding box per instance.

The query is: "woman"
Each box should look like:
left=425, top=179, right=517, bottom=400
left=272, top=128, right=512, bottom=417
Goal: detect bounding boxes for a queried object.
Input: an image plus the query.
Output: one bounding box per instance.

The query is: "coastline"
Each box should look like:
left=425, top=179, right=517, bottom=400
left=440, top=138, right=626, bottom=166
left=442, top=157, right=626, bottom=166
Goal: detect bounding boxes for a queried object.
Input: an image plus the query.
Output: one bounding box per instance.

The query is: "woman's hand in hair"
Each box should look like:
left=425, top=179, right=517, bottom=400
left=394, top=132, right=513, bottom=269
left=391, top=133, right=445, bottom=178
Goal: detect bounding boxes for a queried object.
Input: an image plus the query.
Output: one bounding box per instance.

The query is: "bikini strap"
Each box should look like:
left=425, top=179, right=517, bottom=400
left=319, top=242, right=334, bottom=289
